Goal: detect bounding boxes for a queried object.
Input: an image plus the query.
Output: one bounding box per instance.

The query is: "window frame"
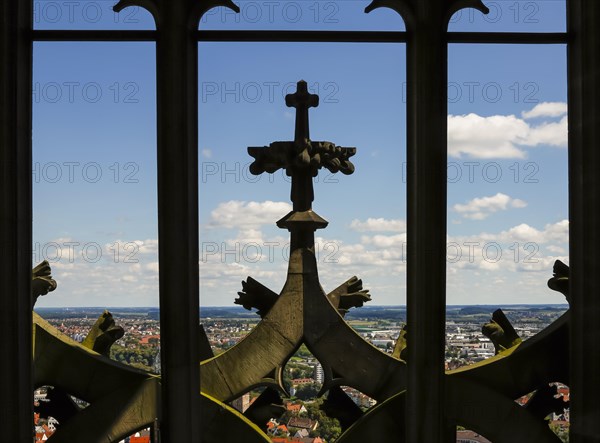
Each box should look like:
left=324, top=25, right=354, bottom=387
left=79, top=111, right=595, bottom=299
left=2, top=1, right=598, bottom=442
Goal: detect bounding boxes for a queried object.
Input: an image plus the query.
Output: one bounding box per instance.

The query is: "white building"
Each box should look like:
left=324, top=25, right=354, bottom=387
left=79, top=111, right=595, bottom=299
left=313, top=363, right=324, bottom=384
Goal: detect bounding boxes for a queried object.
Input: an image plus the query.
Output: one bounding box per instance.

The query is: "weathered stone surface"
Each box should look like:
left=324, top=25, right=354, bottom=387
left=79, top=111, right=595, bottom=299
left=33, top=311, right=160, bottom=442
left=81, top=310, right=125, bottom=357
left=482, top=309, right=522, bottom=354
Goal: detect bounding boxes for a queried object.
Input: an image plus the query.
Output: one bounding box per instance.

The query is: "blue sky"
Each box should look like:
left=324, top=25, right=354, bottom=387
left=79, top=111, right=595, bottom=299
left=32, top=0, right=568, bottom=308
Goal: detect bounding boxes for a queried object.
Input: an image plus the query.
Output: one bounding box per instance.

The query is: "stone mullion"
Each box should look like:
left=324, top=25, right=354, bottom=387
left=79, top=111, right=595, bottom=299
left=568, top=1, right=600, bottom=442
left=155, top=4, right=201, bottom=441
left=0, top=0, right=33, bottom=440
left=405, top=6, right=449, bottom=443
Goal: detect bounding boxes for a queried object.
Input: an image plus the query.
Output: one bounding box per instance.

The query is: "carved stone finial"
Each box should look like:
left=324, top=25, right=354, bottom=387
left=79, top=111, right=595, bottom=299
left=207, top=77, right=407, bottom=437
left=32, top=260, right=57, bottom=308
left=248, top=81, right=356, bottom=214
left=481, top=309, right=521, bottom=354
left=81, top=310, right=125, bottom=357
left=235, top=277, right=279, bottom=318
left=327, top=276, right=371, bottom=316
left=547, top=259, right=570, bottom=304
left=248, top=141, right=356, bottom=178
left=392, top=324, right=408, bottom=361
left=247, top=80, right=356, bottom=180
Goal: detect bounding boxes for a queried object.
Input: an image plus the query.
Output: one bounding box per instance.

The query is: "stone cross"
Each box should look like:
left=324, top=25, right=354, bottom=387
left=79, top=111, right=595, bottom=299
left=248, top=81, right=355, bottom=218
left=285, top=80, right=318, bottom=142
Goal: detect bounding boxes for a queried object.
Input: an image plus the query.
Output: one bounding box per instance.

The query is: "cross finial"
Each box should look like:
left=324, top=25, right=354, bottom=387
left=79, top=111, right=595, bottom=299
left=285, top=80, right=319, bottom=142
left=248, top=80, right=355, bottom=214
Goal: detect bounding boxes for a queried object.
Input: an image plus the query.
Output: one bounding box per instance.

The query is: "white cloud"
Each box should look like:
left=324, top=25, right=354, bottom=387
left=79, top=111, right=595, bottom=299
left=35, top=238, right=161, bottom=307
left=448, top=104, right=568, bottom=159
left=453, top=193, right=527, bottom=220
left=132, top=239, right=158, bottom=255
left=350, top=218, right=406, bottom=232
left=543, top=219, right=569, bottom=242
left=546, top=245, right=567, bottom=254
left=448, top=114, right=530, bottom=159
left=503, top=223, right=544, bottom=243
left=208, top=200, right=292, bottom=229
left=526, top=116, right=568, bottom=147
left=363, top=233, right=407, bottom=249
left=499, top=219, right=568, bottom=245
left=522, top=102, right=568, bottom=119
left=145, top=262, right=159, bottom=273
left=228, top=228, right=266, bottom=245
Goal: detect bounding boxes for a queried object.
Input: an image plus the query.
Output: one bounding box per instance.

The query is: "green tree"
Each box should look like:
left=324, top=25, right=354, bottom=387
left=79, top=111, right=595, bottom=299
left=295, top=383, right=320, bottom=400
left=305, top=397, right=342, bottom=442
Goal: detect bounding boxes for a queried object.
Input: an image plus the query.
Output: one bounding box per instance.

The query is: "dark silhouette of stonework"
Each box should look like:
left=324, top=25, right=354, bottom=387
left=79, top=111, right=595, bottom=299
left=31, top=260, right=57, bottom=308
left=2, top=0, right=597, bottom=438
left=33, top=83, right=571, bottom=442
left=201, top=81, right=405, bottom=414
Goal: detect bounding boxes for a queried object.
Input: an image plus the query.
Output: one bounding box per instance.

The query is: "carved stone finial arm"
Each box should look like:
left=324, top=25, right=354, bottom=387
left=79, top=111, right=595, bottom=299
left=81, top=310, right=125, bottom=357
left=547, top=259, right=570, bottom=304
left=392, top=324, right=408, bottom=361
left=481, top=309, right=521, bottom=354
left=327, top=276, right=371, bottom=316
left=235, top=277, right=279, bottom=318
left=32, top=260, right=57, bottom=308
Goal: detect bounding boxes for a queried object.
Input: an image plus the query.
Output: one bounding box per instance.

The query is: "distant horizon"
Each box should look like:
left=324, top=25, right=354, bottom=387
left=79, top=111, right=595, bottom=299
left=35, top=303, right=569, bottom=310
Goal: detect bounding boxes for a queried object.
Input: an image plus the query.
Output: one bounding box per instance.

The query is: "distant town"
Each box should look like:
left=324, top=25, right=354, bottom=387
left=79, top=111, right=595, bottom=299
left=34, top=305, right=570, bottom=443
